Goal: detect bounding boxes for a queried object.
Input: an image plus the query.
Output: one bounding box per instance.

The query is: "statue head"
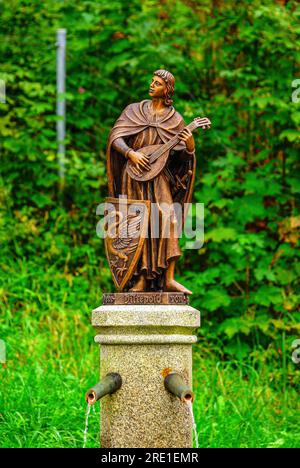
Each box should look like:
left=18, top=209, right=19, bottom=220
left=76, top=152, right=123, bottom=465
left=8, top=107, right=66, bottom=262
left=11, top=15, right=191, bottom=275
left=149, top=69, right=175, bottom=106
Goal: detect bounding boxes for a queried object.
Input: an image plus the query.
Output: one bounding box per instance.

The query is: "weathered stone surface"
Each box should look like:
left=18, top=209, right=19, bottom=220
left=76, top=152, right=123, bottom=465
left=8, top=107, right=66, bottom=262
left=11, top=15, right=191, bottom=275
left=92, top=303, right=200, bottom=448
left=92, top=304, right=200, bottom=328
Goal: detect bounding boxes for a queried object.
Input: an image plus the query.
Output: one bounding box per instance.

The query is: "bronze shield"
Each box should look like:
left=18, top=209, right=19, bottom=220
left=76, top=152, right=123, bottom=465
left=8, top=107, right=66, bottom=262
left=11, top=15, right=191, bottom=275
left=104, top=197, right=150, bottom=290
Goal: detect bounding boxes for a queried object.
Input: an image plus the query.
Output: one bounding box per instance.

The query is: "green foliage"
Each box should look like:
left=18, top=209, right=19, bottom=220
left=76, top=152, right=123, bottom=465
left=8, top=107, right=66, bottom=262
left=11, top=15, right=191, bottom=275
left=0, top=0, right=300, bottom=448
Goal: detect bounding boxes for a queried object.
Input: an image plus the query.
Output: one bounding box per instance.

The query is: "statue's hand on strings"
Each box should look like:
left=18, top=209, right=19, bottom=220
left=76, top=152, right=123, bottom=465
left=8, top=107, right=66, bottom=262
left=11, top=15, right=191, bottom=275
left=128, top=150, right=151, bottom=175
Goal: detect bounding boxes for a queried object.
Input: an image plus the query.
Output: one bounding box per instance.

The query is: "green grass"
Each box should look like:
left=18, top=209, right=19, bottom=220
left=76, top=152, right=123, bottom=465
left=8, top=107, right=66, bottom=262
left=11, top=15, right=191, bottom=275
left=193, top=356, right=300, bottom=448
left=1, top=260, right=299, bottom=448
left=1, top=355, right=299, bottom=448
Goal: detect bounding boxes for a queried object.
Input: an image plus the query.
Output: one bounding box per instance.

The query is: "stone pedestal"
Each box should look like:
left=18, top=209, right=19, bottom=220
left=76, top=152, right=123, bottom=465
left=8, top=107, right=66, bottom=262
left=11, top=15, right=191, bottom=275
left=92, top=298, right=200, bottom=448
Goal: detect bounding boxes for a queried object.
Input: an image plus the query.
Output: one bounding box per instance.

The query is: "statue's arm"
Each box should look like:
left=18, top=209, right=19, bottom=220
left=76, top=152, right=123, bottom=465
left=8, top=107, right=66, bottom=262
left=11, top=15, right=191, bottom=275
left=182, top=133, right=195, bottom=155
left=172, top=136, right=195, bottom=160
left=176, top=118, right=195, bottom=158
left=112, top=137, right=132, bottom=158
left=183, top=143, right=195, bottom=158
left=112, top=135, right=150, bottom=172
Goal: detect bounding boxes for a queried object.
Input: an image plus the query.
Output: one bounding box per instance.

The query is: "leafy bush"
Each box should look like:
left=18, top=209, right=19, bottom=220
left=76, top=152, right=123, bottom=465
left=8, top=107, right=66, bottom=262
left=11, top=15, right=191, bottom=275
left=1, top=0, right=299, bottom=369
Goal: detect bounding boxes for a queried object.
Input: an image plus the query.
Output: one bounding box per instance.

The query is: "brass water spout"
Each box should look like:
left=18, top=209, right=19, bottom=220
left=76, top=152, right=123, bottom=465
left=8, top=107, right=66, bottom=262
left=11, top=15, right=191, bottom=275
left=85, top=373, right=122, bottom=405
left=164, top=372, right=194, bottom=403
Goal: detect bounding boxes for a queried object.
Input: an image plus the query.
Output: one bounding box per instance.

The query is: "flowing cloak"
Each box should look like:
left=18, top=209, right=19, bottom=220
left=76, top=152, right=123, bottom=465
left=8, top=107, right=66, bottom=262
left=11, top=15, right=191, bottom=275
left=106, top=99, right=196, bottom=284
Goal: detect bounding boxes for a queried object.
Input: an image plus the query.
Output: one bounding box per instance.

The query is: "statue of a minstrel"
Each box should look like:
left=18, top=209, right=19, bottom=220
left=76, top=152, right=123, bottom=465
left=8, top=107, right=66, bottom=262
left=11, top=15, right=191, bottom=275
left=104, top=69, right=211, bottom=295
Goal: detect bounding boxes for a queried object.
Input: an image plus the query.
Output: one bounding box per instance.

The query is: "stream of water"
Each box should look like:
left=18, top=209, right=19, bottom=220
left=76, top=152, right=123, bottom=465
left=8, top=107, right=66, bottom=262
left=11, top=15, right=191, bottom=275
left=83, top=403, right=91, bottom=448
left=186, top=401, right=199, bottom=448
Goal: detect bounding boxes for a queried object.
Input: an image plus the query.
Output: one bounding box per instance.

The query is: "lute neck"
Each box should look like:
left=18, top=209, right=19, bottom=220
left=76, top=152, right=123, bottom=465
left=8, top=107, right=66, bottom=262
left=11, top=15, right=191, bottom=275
left=151, top=121, right=196, bottom=162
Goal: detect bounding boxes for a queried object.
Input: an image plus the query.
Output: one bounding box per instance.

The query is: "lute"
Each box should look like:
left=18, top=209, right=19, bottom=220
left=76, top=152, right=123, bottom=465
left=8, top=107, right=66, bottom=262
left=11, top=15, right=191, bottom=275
left=126, top=116, right=211, bottom=182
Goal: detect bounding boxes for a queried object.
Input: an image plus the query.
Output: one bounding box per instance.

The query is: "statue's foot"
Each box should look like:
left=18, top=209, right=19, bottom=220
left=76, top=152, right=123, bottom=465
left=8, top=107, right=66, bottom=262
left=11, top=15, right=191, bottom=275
left=129, top=275, right=146, bottom=292
left=165, top=279, right=192, bottom=295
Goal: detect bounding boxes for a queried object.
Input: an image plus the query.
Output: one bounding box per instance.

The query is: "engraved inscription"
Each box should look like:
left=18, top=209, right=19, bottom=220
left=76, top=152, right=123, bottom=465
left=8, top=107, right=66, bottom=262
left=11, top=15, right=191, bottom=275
left=103, top=293, right=116, bottom=305
left=169, top=293, right=188, bottom=304
left=124, top=293, right=162, bottom=305
left=102, top=292, right=188, bottom=305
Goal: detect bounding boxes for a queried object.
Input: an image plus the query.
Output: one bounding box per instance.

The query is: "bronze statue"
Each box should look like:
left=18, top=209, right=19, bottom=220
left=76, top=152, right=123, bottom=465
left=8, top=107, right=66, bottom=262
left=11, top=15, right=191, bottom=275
left=105, top=69, right=210, bottom=295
